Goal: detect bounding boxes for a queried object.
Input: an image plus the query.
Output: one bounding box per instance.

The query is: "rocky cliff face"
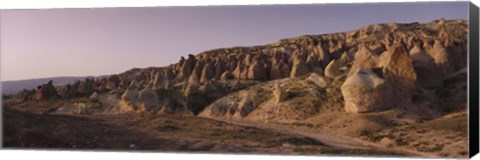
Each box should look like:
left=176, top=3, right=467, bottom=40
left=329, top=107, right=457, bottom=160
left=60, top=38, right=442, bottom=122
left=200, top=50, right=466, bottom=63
left=146, top=19, right=464, bottom=86
left=6, top=18, right=469, bottom=158
left=13, top=19, right=468, bottom=117
left=199, top=19, right=467, bottom=118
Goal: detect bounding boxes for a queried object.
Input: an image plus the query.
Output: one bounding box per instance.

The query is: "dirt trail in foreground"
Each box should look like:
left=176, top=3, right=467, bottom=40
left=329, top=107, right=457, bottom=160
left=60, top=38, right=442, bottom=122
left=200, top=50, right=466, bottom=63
left=4, top=107, right=407, bottom=156
left=206, top=118, right=435, bottom=157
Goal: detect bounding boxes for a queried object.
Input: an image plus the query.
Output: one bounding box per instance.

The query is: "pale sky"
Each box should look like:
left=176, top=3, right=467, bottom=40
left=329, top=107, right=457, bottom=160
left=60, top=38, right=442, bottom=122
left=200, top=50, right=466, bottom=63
left=0, top=2, right=468, bottom=81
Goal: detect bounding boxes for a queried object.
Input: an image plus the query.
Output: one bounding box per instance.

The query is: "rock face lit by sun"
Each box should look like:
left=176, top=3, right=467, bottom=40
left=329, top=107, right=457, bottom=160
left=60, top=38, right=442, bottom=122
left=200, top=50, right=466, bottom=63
left=4, top=19, right=469, bottom=158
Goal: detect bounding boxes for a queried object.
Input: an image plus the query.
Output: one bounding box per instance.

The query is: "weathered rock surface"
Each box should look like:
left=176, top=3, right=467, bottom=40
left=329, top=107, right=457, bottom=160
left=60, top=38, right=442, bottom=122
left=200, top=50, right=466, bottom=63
left=33, top=80, right=60, bottom=101
left=200, top=62, right=214, bottom=83
left=273, top=83, right=287, bottom=104
left=290, top=53, right=311, bottom=77
left=307, top=73, right=331, bottom=88
left=14, top=89, right=35, bottom=101
left=381, top=44, right=417, bottom=100
left=427, top=40, right=453, bottom=75
left=57, top=84, right=77, bottom=99
left=247, top=61, right=267, bottom=81
left=5, top=19, right=469, bottom=158
left=410, top=45, right=443, bottom=89
left=137, top=86, right=160, bottom=112
left=341, top=68, right=393, bottom=113
left=324, top=60, right=342, bottom=79
left=348, top=45, right=380, bottom=76
left=11, top=19, right=468, bottom=119
left=183, top=83, right=201, bottom=97
left=89, top=92, right=99, bottom=101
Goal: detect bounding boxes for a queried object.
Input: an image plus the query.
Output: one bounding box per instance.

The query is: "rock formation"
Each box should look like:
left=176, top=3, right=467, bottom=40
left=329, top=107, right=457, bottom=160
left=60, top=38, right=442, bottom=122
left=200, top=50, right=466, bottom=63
left=178, top=54, right=197, bottom=81
left=137, top=86, right=160, bottom=112
left=324, top=60, right=342, bottom=79
left=341, top=68, right=393, bottom=113
left=247, top=61, right=267, bottom=81
left=184, top=83, right=200, bottom=97
left=33, top=80, right=60, bottom=101
left=290, top=53, right=311, bottom=77
left=315, top=42, right=331, bottom=68
left=57, top=84, right=76, bottom=99
left=307, top=73, right=330, bottom=88
left=120, top=89, right=136, bottom=104
left=14, top=89, right=35, bottom=101
left=427, top=40, right=453, bottom=75
left=409, top=44, right=443, bottom=89
left=382, top=44, right=417, bottom=100
left=348, top=45, right=380, bottom=76
left=188, top=59, right=205, bottom=83
left=200, top=62, right=214, bottom=83
left=273, top=83, right=287, bottom=104
left=89, top=92, right=99, bottom=101
left=11, top=19, right=468, bottom=118
left=4, top=19, right=470, bottom=158
left=220, top=71, right=232, bottom=81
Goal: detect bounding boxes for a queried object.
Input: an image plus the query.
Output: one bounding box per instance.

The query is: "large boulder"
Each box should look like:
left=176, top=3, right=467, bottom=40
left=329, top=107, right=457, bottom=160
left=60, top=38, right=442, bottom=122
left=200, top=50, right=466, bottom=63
left=341, top=68, right=393, bottom=113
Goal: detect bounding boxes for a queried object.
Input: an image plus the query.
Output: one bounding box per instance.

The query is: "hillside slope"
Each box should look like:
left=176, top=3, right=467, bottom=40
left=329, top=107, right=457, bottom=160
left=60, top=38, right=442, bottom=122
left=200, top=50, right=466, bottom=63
left=4, top=19, right=469, bottom=158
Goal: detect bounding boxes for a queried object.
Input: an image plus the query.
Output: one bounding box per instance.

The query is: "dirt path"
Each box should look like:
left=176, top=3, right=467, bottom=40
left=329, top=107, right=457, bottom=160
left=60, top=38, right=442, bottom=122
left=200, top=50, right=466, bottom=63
left=3, top=107, right=372, bottom=154
left=3, top=105, right=434, bottom=157
left=205, top=117, right=435, bottom=157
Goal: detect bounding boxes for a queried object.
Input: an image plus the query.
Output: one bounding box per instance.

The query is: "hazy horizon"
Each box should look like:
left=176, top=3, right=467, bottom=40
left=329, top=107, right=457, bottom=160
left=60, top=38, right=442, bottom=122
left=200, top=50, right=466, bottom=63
left=0, top=2, right=468, bottom=81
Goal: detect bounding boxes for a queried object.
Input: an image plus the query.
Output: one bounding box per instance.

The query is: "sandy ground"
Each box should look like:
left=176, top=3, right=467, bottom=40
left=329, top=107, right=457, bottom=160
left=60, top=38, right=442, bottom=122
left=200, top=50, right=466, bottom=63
left=2, top=94, right=467, bottom=158
left=3, top=104, right=404, bottom=157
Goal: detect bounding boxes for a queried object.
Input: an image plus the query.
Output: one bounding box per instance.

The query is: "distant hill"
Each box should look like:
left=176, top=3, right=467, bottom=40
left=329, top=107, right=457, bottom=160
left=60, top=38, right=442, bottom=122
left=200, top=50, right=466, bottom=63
left=1, top=76, right=105, bottom=95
